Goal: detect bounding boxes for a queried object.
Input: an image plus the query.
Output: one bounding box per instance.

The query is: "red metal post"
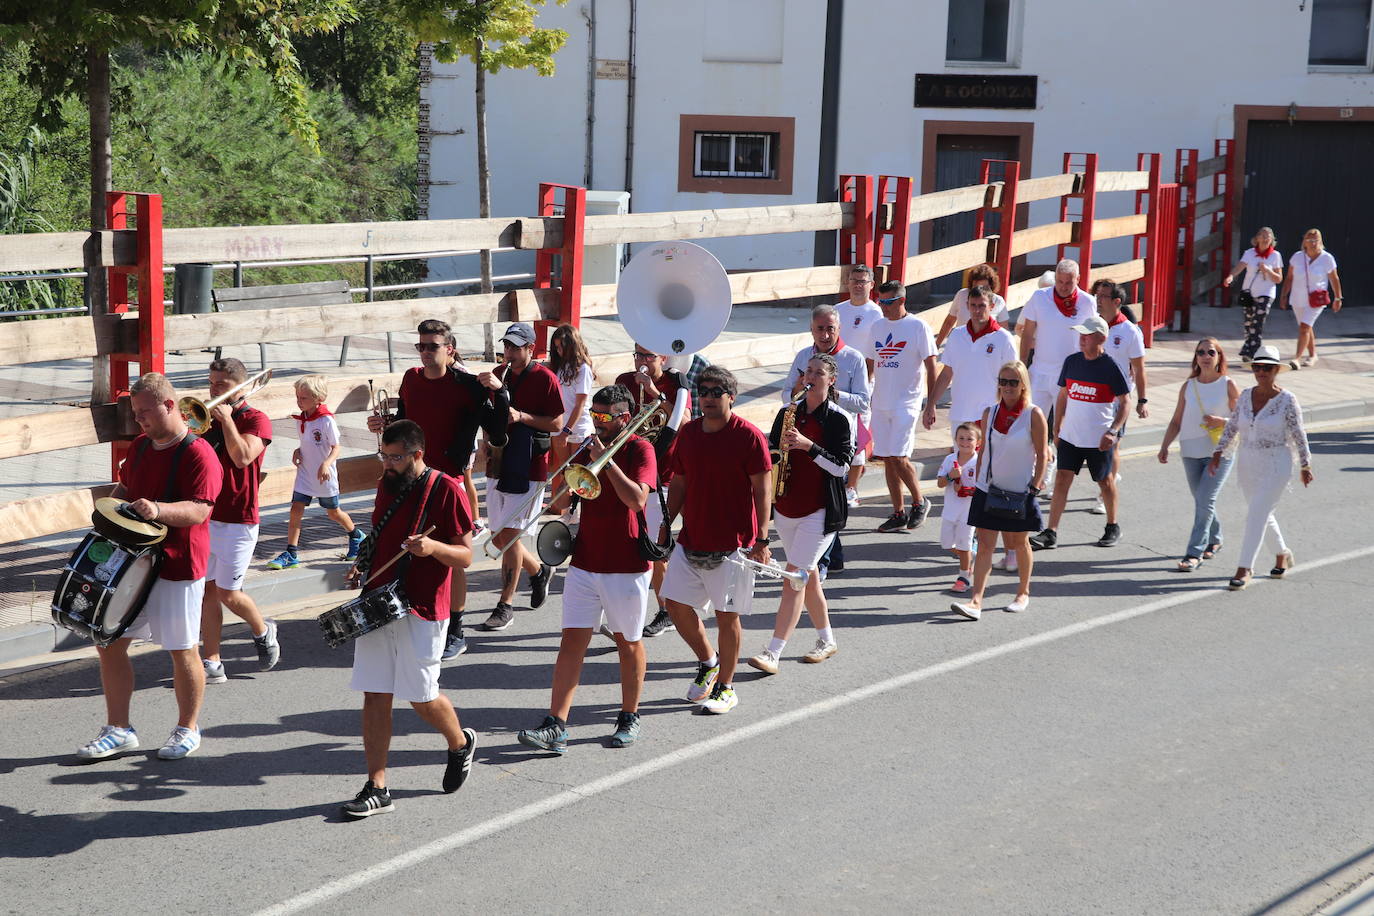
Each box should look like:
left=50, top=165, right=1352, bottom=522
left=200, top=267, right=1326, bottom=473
left=1212, top=138, right=1236, bottom=308
left=105, top=191, right=165, bottom=477
left=1174, top=148, right=1198, bottom=328
left=533, top=182, right=586, bottom=358
left=1056, top=153, right=1097, bottom=286
left=872, top=176, right=912, bottom=288
left=976, top=160, right=1020, bottom=291
left=838, top=174, right=875, bottom=274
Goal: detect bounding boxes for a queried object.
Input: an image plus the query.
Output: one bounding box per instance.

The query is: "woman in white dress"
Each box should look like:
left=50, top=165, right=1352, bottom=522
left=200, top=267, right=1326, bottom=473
left=1208, top=346, right=1314, bottom=590
left=1279, top=228, right=1343, bottom=368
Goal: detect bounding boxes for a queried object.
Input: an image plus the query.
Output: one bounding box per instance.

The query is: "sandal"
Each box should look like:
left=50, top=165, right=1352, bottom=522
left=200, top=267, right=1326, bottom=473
left=1177, top=557, right=1201, bottom=572
left=1228, top=572, right=1250, bottom=591
left=1202, top=543, right=1221, bottom=560
left=1270, top=551, right=1294, bottom=578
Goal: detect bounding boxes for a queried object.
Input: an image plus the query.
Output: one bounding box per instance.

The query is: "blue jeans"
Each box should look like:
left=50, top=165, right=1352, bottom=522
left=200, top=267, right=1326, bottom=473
left=1181, top=455, right=1233, bottom=559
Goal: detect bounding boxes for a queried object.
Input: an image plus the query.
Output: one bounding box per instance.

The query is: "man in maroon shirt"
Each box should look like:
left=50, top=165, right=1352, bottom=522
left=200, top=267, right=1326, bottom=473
left=197, top=358, right=278, bottom=684
left=660, top=365, right=773, bottom=715
left=517, top=384, right=657, bottom=753
left=614, top=345, right=691, bottom=638
left=340, top=420, right=477, bottom=817
left=476, top=323, right=564, bottom=632
left=76, top=373, right=222, bottom=763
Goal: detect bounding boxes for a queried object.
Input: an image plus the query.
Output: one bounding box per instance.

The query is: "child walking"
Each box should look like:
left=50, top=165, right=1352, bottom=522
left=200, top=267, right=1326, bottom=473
left=267, top=375, right=365, bottom=569
left=937, top=422, right=982, bottom=593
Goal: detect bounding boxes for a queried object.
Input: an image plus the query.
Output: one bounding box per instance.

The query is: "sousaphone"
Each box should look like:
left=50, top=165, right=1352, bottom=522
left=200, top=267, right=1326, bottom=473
left=616, top=241, right=732, bottom=355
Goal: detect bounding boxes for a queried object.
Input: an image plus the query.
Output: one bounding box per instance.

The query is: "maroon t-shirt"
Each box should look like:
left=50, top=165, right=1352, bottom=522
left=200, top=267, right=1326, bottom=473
left=208, top=404, right=272, bottom=524
left=670, top=414, right=771, bottom=552
left=615, top=370, right=691, bottom=485
left=773, top=405, right=827, bottom=519
left=571, top=436, right=656, bottom=574
left=496, top=362, right=564, bottom=482
left=398, top=367, right=481, bottom=478
left=367, top=471, right=473, bottom=622
left=119, top=434, right=222, bottom=581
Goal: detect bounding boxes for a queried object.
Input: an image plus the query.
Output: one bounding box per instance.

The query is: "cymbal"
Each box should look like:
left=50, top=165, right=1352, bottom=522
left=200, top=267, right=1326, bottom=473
left=92, top=497, right=168, bottom=548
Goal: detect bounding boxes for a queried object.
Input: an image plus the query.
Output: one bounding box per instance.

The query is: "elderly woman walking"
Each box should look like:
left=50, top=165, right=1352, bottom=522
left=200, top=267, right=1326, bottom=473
left=1280, top=228, right=1343, bottom=368
left=1222, top=227, right=1283, bottom=363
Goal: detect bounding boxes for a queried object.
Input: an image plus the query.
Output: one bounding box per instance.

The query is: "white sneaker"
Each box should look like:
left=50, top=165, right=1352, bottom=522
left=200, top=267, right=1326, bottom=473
left=157, top=726, right=201, bottom=760
left=77, top=725, right=139, bottom=760
left=1090, top=499, right=1107, bottom=515
left=748, top=648, right=780, bottom=675
left=802, top=639, right=838, bottom=663
left=995, top=553, right=1018, bottom=573
left=845, top=487, right=861, bottom=508
left=202, top=658, right=227, bottom=684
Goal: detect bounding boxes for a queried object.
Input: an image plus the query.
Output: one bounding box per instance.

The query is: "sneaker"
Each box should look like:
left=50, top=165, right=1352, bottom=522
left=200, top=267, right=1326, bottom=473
left=1029, top=528, right=1058, bottom=551
left=1097, top=523, right=1121, bottom=548
left=157, top=726, right=200, bottom=760
left=267, top=549, right=299, bottom=570
left=994, top=553, right=1019, bottom=573
left=76, top=725, right=139, bottom=761
left=951, top=602, right=982, bottom=621
left=1240, top=355, right=1252, bottom=365
left=687, top=660, right=720, bottom=702
left=529, top=563, right=554, bottom=609
left=598, top=622, right=617, bottom=640
left=341, top=780, right=394, bottom=818
left=1090, top=499, right=1107, bottom=515
left=343, top=529, right=366, bottom=561
left=441, top=633, right=468, bottom=660
left=252, top=618, right=280, bottom=671
left=202, top=658, right=227, bottom=684
left=517, top=716, right=568, bottom=755
left=877, top=511, right=906, bottom=533
left=478, top=602, right=514, bottom=631
left=701, top=682, right=738, bottom=714
left=906, top=499, right=930, bottom=529
left=951, top=575, right=970, bottom=594
left=748, top=648, right=780, bottom=675
left=845, top=486, right=861, bottom=508
left=802, top=639, right=838, bottom=663
left=642, top=607, right=675, bottom=638
left=443, top=727, right=477, bottom=793
left=609, top=711, right=641, bottom=748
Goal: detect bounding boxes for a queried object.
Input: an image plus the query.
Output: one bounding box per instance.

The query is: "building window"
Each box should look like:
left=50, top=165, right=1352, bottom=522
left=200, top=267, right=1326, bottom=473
left=678, top=115, right=795, bottom=195
left=694, top=132, right=777, bottom=180
left=1309, top=0, right=1373, bottom=67
left=946, top=0, right=1012, bottom=64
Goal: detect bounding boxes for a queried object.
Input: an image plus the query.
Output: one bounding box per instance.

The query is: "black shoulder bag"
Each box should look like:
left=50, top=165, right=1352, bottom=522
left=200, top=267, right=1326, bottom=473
left=982, top=406, right=1028, bottom=520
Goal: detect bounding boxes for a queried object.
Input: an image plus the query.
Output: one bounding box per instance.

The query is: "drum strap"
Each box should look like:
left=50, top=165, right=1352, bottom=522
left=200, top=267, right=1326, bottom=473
left=357, top=468, right=440, bottom=583
left=134, top=433, right=199, bottom=502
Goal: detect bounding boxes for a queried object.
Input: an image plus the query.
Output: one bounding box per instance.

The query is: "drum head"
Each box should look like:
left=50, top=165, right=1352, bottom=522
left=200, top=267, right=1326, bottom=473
left=92, top=497, right=167, bottom=548
left=536, top=520, right=574, bottom=567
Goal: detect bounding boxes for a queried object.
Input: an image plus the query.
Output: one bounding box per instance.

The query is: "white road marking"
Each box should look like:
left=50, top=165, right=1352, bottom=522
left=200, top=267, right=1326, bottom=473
left=257, top=545, right=1374, bottom=916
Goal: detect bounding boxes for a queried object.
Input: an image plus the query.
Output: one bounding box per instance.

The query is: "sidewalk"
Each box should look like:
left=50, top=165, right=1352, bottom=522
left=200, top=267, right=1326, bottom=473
left=3, top=301, right=1372, bottom=663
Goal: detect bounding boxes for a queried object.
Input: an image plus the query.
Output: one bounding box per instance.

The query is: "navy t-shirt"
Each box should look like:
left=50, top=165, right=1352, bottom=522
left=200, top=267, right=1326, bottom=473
left=1056, top=352, right=1129, bottom=449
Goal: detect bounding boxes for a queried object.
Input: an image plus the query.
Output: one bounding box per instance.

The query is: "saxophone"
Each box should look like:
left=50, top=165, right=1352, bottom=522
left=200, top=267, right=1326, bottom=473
left=772, top=384, right=812, bottom=499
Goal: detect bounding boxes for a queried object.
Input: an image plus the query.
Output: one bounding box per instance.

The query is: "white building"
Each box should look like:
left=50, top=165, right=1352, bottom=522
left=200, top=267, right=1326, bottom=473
left=423, top=0, right=1374, bottom=297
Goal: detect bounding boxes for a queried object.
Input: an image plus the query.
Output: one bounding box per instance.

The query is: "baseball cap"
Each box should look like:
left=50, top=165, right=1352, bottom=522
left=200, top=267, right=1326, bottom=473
left=500, top=322, right=536, bottom=347
left=1070, top=314, right=1110, bottom=336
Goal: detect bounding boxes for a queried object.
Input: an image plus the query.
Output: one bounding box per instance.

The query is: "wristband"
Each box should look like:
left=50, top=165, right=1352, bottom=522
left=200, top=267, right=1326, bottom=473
left=1137, top=398, right=1148, bottom=405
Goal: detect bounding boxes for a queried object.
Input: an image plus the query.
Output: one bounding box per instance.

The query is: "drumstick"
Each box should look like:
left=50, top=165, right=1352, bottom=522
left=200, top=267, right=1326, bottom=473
left=362, top=525, right=438, bottom=587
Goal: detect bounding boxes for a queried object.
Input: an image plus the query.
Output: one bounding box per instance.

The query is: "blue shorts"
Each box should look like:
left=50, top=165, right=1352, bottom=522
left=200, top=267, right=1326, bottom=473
left=292, top=491, right=340, bottom=509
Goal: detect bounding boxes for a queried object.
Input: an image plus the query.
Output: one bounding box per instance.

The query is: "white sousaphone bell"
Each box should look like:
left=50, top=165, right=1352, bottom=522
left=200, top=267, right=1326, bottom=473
left=616, top=240, right=732, bottom=356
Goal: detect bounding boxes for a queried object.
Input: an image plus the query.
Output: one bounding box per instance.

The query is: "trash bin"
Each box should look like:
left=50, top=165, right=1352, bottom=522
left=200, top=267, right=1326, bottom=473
left=172, top=263, right=215, bottom=314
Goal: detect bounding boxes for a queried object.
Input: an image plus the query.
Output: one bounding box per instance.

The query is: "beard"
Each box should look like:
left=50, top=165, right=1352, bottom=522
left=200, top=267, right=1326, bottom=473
left=382, top=465, right=418, bottom=493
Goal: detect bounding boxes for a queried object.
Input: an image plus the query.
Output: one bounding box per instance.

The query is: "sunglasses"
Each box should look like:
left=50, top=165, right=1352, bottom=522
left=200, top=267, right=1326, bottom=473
left=376, top=450, right=416, bottom=464
left=632, top=351, right=657, bottom=361
left=414, top=342, right=444, bottom=352
left=997, top=378, right=1022, bottom=387
left=588, top=409, right=629, bottom=423
left=877, top=296, right=904, bottom=305
left=1251, top=364, right=1279, bottom=372
left=1195, top=348, right=1218, bottom=356
left=698, top=385, right=730, bottom=399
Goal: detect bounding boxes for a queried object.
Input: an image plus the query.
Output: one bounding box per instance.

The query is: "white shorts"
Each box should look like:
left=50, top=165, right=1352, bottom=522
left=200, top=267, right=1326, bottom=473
left=1291, top=300, right=1326, bottom=328
left=563, top=565, right=650, bottom=640
left=1030, top=377, right=1059, bottom=419
left=870, top=405, right=920, bottom=458
left=124, top=577, right=205, bottom=651
left=486, top=481, right=547, bottom=533
left=207, top=521, right=259, bottom=591
left=661, top=542, right=754, bottom=617
left=774, top=508, right=834, bottom=572
left=350, top=613, right=445, bottom=703
left=940, top=514, right=975, bottom=552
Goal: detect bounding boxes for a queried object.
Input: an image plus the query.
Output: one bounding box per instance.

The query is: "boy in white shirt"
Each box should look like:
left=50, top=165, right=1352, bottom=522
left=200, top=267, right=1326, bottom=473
left=936, top=423, right=981, bottom=593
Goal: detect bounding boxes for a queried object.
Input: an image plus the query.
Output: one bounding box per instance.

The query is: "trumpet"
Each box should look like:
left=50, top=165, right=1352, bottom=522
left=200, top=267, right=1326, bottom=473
left=367, top=379, right=391, bottom=447
left=179, top=368, right=273, bottom=435
left=726, top=554, right=809, bottom=591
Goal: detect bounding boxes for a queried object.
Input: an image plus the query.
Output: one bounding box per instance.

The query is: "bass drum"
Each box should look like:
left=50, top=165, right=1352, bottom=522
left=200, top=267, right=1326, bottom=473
left=52, top=532, right=162, bottom=647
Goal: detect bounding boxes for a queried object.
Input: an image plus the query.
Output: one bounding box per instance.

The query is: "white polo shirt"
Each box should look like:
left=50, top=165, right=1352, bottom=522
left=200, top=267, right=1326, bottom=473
left=1020, top=287, right=1097, bottom=383
left=1239, top=247, right=1282, bottom=299
left=1101, top=314, right=1145, bottom=393
left=940, top=323, right=1017, bottom=424
left=867, top=314, right=937, bottom=411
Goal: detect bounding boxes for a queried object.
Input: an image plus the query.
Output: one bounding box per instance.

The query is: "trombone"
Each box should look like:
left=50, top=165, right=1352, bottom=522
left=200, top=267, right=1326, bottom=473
left=179, top=368, right=273, bottom=435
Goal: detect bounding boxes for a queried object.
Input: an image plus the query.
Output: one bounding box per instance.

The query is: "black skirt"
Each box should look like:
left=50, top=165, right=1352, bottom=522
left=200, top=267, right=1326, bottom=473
left=967, top=486, right=1044, bottom=533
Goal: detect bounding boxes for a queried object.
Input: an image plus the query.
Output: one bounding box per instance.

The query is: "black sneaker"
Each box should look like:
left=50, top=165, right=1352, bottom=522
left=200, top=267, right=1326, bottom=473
left=517, top=715, right=568, bottom=755
left=529, top=563, right=553, bottom=609
left=642, top=607, right=675, bottom=638
left=443, top=727, right=477, bottom=793
left=609, top=711, right=641, bottom=748
left=1029, top=528, right=1058, bottom=551
left=341, top=780, right=394, bottom=818
left=478, top=603, right=514, bottom=631
left=877, top=511, right=907, bottom=533
left=441, top=631, right=467, bottom=660
left=1097, top=523, right=1121, bottom=548
left=905, top=499, right=930, bottom=529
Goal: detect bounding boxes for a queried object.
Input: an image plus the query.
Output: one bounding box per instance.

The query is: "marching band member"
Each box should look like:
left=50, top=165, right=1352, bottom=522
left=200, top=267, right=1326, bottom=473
left=749, top=354, right=852, bottom=675
left=660, top=366, right=772, bottom=714
left=517, top=384, right=657, bottom=753
left=198, top=358, right=278, bottom=684
left=341, top=420, right=477, bottom=817
left=77, top=373, right=221, bottom=762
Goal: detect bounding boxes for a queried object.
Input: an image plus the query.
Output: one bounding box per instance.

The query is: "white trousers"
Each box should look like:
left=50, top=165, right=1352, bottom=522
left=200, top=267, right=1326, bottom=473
left=1236, top=458, right=1291, bottom=571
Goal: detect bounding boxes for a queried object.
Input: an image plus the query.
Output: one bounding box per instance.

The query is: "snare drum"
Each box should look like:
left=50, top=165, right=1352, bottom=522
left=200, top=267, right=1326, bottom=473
left=317, top=582, right=410, bottom=648
left=52, top=532, right=163, bottom=647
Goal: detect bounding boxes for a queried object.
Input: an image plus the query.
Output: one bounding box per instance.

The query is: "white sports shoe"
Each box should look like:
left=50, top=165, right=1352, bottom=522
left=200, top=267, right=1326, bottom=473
left=1090, top=499, right=1107, bottom=515
left=748, top=648, right=780, bottom=675
left=77, top=725, right=139, bottom=761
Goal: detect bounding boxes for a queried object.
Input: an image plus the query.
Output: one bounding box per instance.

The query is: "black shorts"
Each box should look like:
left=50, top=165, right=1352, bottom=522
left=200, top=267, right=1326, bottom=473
left=1055, top=438, right=1115, bottom=482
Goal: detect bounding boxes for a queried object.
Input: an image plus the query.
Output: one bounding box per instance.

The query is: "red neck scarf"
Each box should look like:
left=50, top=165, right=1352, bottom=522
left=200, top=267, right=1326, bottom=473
left=992, top=402, right=1023, bottom=435
left=293, top=403, right=333, bottom=434
left=816, top=336, right=845, bottom=356
left=1254, top=245, right=1274, bottom=260
left=1052, top=289, right=1079, bottom=318
left=967, top=317, right=1001, bottom=342
left=1106, top=311, right=1128, bottom=327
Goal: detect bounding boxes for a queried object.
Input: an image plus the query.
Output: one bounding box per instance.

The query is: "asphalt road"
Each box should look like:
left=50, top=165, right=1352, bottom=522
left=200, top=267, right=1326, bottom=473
left=3, top=420, right=1373, bottom=916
